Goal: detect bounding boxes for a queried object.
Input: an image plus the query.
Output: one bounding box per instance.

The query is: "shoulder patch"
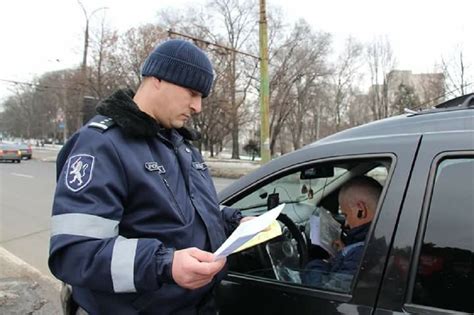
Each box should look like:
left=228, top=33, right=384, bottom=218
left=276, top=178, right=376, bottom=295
left=65, top=154, right=95, bottom=192
left=88, top=117, right=115, bottom=132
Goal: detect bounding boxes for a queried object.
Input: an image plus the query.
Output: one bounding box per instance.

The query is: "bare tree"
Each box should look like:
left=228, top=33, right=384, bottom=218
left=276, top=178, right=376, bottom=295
left=366, top=36, right=396, bottom=119
left=87, top=16, right=120, bottom=99
left=206, top=0, right=258, bottom=159
left=118, top=24, right=167, bottom=90
left=330, top=37, right=363, bottom=131
left=0, top=86, right=36, bottom=138
left=0, top=69, right=82, bottom=141
left=441, top=46, right=472, bottom=97
left=153, top=4, right=257, bottom=158
left=269, top=19, right=331, bottom=155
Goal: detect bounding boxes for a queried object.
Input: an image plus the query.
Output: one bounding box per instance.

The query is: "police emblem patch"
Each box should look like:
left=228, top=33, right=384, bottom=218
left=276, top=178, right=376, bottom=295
left=65, top=154, right=95, bottom=192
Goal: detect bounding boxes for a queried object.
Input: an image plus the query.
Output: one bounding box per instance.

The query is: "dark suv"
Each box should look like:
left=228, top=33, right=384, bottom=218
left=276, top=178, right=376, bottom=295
left=215, top=94, right=474, bottom=314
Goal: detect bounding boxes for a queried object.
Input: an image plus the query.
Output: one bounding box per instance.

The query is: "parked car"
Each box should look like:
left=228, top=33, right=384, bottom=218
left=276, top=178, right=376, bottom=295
left=215, top=94, right=474, bottom=314
left=0, top=144, right=22, bottom=163
left=16, top=142, right=33, bottom=159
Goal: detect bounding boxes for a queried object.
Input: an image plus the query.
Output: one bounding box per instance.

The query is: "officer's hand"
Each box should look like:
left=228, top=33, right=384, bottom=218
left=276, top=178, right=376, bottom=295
left=172, top=247, right=226, bottom=290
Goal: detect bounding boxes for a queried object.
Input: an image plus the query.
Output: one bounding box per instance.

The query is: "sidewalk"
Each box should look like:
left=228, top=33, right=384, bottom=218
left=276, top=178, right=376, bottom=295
left=0, top=247, right=61, bottom=314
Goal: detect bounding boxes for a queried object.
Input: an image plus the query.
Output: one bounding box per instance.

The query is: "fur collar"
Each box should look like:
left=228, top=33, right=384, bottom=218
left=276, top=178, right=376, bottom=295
left=96, top=89, right=200, bottom=140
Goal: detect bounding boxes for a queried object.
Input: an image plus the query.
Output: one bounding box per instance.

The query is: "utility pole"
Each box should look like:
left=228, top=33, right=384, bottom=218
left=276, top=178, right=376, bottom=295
left=259, top=0, right=271, bottom=163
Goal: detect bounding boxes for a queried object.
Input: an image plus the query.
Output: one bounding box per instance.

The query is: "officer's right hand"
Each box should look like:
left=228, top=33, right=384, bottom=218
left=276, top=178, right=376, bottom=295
left=172, top=247, right=226, bottom=290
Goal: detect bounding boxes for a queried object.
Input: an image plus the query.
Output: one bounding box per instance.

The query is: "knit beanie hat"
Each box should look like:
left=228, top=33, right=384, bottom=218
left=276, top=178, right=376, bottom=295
left=141, top=39, right=214, bottom=98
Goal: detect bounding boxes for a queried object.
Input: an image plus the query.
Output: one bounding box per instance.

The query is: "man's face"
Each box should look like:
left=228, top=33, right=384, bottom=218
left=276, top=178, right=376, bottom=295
left=154, top=80, right=202, bottom=129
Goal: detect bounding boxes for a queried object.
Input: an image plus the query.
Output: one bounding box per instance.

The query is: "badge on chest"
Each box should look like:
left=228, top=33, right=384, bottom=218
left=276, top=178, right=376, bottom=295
left=144, top=162, right=166, bottom=174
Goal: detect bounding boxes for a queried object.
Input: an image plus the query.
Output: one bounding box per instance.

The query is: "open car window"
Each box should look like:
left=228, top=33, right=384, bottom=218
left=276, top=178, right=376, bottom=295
left=225, top=157, right=392, bottom=293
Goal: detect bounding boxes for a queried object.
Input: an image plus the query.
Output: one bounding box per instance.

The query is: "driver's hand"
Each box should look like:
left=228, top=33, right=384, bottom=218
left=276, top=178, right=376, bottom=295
left=332, top=239, right=345, bottom=251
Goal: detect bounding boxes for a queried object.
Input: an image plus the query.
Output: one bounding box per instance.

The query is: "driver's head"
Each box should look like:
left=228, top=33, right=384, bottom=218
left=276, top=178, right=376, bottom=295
left=338, top=176, right=382, bottom=229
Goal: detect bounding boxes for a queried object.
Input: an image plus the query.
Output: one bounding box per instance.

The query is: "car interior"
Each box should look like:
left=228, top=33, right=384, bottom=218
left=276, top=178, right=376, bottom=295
left=224, top=157, right=392, bottom=293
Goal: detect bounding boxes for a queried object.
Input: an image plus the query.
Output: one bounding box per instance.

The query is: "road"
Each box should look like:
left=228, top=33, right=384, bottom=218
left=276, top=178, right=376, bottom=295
left=0, top=147, right=235, bottom=278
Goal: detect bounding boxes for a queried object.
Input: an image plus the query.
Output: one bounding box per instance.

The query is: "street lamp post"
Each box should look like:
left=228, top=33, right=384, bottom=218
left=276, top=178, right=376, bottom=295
left=77, top=1, right=107, bottom=129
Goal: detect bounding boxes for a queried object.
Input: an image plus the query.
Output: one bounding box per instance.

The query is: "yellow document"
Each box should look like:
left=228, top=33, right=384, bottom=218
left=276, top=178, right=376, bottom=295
left=232, top=220, right=282, bottom=254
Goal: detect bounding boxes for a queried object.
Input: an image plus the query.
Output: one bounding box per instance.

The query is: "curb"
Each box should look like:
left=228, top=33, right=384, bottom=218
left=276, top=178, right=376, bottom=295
left=0, top=247, right=60, bottom=290
left=0, top=246, right=62, bottom=314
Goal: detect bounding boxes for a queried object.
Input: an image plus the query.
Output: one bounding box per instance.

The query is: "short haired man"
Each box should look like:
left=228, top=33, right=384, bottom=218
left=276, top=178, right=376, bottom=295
left=303, top=176, right=382, bottom=289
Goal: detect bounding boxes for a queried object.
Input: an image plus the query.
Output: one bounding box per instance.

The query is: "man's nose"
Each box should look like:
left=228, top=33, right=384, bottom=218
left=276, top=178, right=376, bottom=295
left=190, top=97, right=202, bottom=114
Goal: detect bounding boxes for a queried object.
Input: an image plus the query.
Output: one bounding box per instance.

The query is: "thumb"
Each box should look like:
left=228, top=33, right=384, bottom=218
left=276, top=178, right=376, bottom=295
left=189, top=248, right=215, bottom=262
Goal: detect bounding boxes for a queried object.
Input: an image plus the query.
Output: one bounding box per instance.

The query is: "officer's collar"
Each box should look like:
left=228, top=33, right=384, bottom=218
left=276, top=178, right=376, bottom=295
left=96, top=88, right=200, bottom=141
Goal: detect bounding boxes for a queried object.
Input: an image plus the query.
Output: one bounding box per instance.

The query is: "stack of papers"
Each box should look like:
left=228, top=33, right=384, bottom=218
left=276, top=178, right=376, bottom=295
left=309, top=209, right=341, bottom=256
left=213, top=204, right=285, bottom=260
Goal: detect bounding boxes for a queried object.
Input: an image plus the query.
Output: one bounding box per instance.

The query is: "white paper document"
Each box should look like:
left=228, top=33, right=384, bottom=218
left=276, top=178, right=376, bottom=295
left=213, top=203, right=285, bottom=260
left=309, top=209, right=341, bottom=256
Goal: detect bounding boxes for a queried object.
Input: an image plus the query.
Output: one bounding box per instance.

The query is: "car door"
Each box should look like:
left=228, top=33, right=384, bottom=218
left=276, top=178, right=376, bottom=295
left=374, top=131, right=474, bottom=314
left=216, top=135, right=421, bottom=315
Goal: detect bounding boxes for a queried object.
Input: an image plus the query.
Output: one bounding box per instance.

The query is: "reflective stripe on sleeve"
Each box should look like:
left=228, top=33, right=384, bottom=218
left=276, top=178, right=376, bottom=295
left=111, top=236, right=137, bottom=293
left=51, top=213, right=119, bottom=239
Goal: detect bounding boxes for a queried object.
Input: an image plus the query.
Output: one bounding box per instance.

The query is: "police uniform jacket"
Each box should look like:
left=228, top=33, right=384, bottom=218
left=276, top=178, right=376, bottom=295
left=49, top=89, right=242, bottom=314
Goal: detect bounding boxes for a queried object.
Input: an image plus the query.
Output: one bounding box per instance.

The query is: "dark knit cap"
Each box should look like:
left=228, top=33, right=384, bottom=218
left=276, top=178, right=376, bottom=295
left=141, top=39, right=214, bottom=98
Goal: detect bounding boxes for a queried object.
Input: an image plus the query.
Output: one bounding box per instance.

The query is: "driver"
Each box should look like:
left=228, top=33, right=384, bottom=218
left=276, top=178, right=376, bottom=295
left=302, top=176, right=382, bottom=288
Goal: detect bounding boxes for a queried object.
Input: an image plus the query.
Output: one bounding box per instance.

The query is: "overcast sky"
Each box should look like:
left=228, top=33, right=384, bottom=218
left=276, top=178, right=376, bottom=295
left=0, top=0, right=472, bottom=102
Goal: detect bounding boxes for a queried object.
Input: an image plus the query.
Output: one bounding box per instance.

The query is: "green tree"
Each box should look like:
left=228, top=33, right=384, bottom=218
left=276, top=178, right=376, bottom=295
left=394, top=83, right=420, bottom=114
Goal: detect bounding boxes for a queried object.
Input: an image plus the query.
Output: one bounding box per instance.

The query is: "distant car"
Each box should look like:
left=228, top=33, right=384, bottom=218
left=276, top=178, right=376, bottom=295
left=0, top=144, right=21, bottom=163
left=215, top=93, right=473, bottom=314
left=16, top=143, right=33, bottom=159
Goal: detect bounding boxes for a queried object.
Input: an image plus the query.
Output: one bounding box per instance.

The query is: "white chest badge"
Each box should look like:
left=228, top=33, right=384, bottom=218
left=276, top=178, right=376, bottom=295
left=145, top=162, right=166, bottom=174
left=65, top=154, right=95, bottom=192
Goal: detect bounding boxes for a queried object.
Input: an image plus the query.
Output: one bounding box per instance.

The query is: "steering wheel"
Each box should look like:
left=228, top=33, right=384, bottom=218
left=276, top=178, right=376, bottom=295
left=255, top=212, right=308, bottom=275
left=274, top=213, right=309, bottom=268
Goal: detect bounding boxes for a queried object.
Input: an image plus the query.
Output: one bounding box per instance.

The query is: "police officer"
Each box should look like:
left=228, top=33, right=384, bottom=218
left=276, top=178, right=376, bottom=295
left=49, top=39, right=244, bottom=314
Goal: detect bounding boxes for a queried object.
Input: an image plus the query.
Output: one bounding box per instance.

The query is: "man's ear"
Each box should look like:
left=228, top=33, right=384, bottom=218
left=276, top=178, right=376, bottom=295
left=152, top=77, right=162, bottom=89
left=356, top=201, right=367, bottom=219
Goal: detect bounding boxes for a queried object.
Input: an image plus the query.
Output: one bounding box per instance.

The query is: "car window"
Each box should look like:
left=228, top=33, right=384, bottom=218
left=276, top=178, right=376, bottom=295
left=411, top=157, right=474, bottom=313
left=226, top=157, right=391, bottom=294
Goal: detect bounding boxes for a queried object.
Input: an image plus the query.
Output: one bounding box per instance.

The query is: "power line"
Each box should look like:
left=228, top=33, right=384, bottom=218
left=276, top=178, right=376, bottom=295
left=167, top=29, right=260, bottom=60
left=0, top=78, right=81, bottom=93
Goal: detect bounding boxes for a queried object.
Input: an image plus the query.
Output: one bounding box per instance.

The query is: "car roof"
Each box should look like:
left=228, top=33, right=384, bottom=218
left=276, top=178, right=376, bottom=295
left=219, top=94, right=474, bottom=201
left=313, top=93, right=474, bottom=146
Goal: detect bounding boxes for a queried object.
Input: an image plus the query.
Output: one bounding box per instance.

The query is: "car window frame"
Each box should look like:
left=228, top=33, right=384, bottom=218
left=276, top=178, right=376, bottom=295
left=404, top=151, right=474, bottom=315
left=221, top=153, right=396, bottom=300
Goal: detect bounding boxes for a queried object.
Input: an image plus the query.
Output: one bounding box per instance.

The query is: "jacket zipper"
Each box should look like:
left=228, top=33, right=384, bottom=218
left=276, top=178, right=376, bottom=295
left=161, top=177, right=186, bottom=222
